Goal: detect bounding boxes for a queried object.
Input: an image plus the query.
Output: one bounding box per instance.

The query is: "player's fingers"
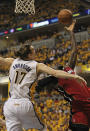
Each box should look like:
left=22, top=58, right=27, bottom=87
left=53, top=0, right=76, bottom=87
left=78, top=77, right=87, bottom=85
left=72, top=20, right=76, bottom=28
left=76, top=79, right=83, bottom=86
left=64, top=26, right=71, bottom=31
left=70, top=20, right=76, bottom=30
left=80, top=77, right=87, bottom=85
left=72, top=19, right=76, bottom=24
left=75, top=75, right=87, bottom=85
left=77, top=80, right=87, bottom=87
left=64, top=26, right=68, bottom=30
left=82, top=79, right=87, bottom=85
left=64, top=20, right=76, bottom=31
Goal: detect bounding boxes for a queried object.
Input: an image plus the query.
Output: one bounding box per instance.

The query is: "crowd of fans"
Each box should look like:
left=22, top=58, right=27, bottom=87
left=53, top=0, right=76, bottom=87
left=0, top=0, right=88, bottom=30
left=0, top=31, right=90, bottom=75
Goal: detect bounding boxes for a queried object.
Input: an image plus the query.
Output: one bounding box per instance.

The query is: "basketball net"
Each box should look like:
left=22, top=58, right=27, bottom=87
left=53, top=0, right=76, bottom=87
left=15, top=0, right=35, bottom=15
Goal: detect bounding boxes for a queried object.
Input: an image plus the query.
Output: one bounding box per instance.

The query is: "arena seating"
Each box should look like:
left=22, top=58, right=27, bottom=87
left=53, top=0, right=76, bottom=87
left=0, top=32, right=89, bottom=71
left=0, top=0, right=86, bottom=29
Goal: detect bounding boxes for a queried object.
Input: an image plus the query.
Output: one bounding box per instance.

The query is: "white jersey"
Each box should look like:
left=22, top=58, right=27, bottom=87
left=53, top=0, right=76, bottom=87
left=9, top=58, right=38, bottom=99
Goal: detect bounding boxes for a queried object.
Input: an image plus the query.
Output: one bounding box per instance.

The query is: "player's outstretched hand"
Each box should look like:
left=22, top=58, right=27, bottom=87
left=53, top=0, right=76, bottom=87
left=64, top=20, right=76, bottom=33
left=75, top=75, right=87, bottom=85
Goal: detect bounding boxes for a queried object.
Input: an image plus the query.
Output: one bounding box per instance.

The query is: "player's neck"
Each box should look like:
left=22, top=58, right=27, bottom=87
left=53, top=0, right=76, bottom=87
left=24, top=56, right=34, bottom=61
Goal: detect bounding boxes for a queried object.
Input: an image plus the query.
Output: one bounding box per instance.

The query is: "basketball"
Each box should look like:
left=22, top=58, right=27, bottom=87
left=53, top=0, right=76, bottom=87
left=58, top=9, right=73, bottom=25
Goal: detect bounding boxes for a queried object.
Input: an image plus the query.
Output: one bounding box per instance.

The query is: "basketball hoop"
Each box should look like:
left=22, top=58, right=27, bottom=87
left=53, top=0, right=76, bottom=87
left=15, top=0, right=35, bottom=15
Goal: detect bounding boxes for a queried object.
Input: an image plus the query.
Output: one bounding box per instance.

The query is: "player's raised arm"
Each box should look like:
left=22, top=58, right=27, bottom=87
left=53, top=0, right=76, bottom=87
left=0, top=57, right=14, bottom=71
left=37, top=63, right=87, bottom=84
left=65, top=20, right=78, bottom=69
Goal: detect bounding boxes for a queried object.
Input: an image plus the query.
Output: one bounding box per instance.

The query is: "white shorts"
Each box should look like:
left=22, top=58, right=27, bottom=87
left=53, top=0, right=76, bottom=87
left=3, top=98, right=44, bottom=131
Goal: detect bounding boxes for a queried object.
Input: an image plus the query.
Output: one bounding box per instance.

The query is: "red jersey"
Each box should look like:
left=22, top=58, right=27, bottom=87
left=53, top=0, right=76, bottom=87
left=58, top=66, right=90, bottom=126
left=58, top=66, right=90, bottom=101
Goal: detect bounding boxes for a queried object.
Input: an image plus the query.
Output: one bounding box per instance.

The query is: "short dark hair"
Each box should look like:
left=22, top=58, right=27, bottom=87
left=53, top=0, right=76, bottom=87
left=15, top=44, right=32, bottom=60
left=35, top=76, right=58, bottom=93
left=58, top=65, right=63, bottom=70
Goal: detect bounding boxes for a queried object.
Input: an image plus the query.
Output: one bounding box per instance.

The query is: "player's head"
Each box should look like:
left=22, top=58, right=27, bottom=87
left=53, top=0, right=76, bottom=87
left=58, top=63, right=70, bottom=71
left=15, top=44, right=35, bottom=60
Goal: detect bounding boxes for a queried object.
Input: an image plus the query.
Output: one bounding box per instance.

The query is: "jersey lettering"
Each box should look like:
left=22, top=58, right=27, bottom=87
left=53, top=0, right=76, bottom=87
left=13, top=63, right=32, bottom=72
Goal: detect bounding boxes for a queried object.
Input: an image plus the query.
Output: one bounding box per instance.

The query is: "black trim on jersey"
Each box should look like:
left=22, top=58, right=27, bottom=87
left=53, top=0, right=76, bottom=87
left=9, top=92, right=11, bottom=97
left=28, top=78, right=38, bottom=98
left=56, top=85, right=74, bottom=103
left=9, top=77, right=11, bottom=97
left=9, top=77, right=11, bottom=83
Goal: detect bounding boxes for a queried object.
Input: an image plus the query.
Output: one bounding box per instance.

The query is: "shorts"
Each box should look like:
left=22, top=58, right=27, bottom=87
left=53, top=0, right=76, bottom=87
left=3, top=98, right=44, bottom=131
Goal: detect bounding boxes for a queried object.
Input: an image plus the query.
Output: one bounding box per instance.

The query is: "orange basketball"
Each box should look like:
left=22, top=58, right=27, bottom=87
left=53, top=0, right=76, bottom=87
left=58, top=9, right=73, bottom=25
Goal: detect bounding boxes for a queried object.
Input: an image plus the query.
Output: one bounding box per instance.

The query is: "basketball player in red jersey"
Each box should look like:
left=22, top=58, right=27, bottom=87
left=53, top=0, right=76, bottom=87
left=58, top=20, right=90, bottom=131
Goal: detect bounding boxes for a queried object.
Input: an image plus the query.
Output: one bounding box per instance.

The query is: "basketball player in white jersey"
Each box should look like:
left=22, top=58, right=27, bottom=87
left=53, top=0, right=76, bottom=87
left=0, top=33, right=86, bottom=131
